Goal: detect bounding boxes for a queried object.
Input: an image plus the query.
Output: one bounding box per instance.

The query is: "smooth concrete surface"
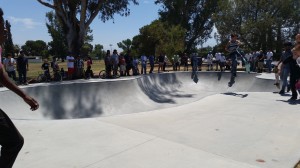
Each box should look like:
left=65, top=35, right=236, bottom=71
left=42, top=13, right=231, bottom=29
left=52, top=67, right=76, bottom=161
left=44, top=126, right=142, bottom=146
left=0, top=71, right=299, bottom=168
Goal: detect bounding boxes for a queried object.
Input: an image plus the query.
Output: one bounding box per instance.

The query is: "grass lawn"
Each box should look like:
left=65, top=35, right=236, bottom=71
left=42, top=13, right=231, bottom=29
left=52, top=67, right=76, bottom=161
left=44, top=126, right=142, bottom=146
left=24, top=59, right=247, bottom=82
left=26, top=60, right=106, bottom=80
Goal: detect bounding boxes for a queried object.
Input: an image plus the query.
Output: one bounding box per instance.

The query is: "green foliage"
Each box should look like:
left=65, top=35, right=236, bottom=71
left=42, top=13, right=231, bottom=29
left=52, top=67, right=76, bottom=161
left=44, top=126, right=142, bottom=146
left=90, top=44, right=105, bottom=60
left=155, top=0, right=218, bottom=52
left=3, top=20, right=14, bottom=56
left=117, top=39, right=132, bottom=52
left=132, top=20, right=186, bottom=60
left=214, top=0, right=300, bottom=55
left=46, top=11, right=68, bottom=59
left=21, top=40, right=48, bottom=57
left=81, top=43, right=93, bottom=58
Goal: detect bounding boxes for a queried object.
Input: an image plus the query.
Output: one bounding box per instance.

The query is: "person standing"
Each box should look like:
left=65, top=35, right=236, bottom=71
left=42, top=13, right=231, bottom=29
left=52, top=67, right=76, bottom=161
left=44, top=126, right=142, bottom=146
left=181, top=53, right=188, bottom=71
left=157, top=53, right=165, bottom=73
left=119, top=53, right=126, bottom=76
left=0, top=8, right=39, bottom=168
left=266, top=50, right=273, bottom=73
left=215, top=52, right=222, bottom=71
left=16, top=51, right=28, bottom=85
left=75, top=56, right=84, bottom=79
left=110, top=49, right=119, bottom=77
left=148, top=55, right=155, bottom=73
left=206, top=52, right=214, bottom=71
left=277, top=42, right=293, bottom=95
left=173, top=54, right=180, bottom=71
left=3, top=53, right=17, bottom=81
left=41, top=59, right=51, bottom=81
left=140, top=54, right=147, bottom=75
left=104, top=50, right=112, bottom=78
left=257, top=50, right=265, bottom=73
left=66, top=52, right=75, bottom=80
left=124, top=50, right=133, bottom=76
left=191, top=53, right=198, bottom=80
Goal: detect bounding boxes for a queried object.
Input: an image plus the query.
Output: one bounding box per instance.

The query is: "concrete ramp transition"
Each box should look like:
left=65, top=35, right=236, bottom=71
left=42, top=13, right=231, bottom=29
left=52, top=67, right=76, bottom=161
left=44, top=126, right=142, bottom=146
left=0, top=72, right=276, bottom=120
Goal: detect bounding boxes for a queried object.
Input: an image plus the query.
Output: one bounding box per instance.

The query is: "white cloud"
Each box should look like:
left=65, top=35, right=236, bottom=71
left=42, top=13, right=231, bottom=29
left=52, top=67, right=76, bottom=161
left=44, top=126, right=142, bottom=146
left=7, top=16, right=42, bottom=29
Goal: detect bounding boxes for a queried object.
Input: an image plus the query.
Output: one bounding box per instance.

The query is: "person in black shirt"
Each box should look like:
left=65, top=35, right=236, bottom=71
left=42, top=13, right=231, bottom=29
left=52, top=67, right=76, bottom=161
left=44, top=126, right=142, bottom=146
left=16, top=51, right=28, bottom=85
left=41, top=59, right=51, bottom=81
left=157, top=54, right=165, bottom=73
left=124, top=50, right=133, bottom=76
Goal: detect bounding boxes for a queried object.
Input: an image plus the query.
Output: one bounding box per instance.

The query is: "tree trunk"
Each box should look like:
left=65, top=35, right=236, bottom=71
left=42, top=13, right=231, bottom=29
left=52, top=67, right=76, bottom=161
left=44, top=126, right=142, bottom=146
left=65, top=22, right=85, bottom=57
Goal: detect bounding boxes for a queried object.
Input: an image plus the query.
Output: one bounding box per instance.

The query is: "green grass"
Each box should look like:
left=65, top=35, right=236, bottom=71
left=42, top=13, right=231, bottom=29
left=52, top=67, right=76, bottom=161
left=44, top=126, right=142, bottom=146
left=27, top=60, right=106, bottom=80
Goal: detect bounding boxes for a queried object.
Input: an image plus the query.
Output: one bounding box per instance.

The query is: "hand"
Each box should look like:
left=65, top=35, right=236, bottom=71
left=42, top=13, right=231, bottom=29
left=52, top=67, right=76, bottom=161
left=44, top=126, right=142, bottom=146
left=23, top=95, right=39, bottom=111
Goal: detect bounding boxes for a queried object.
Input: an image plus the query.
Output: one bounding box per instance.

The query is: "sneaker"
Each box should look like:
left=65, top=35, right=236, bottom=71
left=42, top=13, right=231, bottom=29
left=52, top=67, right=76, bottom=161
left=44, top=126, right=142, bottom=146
left=228, top=80, right=235, bottom=87
left=279, top=90, right=285, bottom=94
left=287, top=86, right=291, bottom=92
left=289, top=96, right=297, bottom=100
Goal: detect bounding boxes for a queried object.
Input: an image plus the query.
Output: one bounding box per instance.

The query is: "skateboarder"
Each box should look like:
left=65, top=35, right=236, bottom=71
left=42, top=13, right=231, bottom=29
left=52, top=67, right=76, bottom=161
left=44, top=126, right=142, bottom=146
left=0, top=8, right=39, bottom=168
left=225, top=34, right=242, bottom=87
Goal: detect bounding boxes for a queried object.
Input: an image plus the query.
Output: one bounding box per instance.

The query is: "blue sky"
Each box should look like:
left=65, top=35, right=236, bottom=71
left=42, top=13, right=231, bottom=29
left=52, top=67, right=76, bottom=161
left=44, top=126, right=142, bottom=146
left=0, top=0, right=215, bottom=51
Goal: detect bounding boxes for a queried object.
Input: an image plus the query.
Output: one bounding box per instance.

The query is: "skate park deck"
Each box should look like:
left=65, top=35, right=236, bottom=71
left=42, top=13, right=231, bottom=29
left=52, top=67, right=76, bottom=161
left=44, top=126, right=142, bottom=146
left=0, top=71, right=299, bottom=168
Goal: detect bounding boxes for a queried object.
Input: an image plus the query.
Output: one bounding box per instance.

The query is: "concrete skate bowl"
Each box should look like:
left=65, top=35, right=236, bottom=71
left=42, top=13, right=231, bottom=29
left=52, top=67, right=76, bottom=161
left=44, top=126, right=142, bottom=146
left=0, top=72, right=276, bottom=120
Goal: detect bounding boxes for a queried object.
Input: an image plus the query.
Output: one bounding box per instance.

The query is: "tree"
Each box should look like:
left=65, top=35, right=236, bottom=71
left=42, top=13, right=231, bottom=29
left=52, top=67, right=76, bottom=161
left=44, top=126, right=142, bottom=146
left=14, top=44, right=20, bottom=56
left=4, top=20, right=14, bottom=56
left=214, top=0, right=300, bottom=56
left=37, top=0, right=138, bottom=57
left=46, top=11, right=68, bottom=60
left=117, top=39, right=132, bottom=52
left=21, top=40, right=48, bottom=57
left=155, top=0, right=218, bottom=53
left=132, top=20, right=186, bottom=60
left=90, top=44, right=105, bottom=60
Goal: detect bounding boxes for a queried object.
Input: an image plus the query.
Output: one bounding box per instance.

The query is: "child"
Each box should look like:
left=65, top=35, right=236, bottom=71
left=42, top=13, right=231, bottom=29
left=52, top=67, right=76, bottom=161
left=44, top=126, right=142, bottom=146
left=41, top=59, right=51, bottom=81
left=85, top=65, right=94, bottom=79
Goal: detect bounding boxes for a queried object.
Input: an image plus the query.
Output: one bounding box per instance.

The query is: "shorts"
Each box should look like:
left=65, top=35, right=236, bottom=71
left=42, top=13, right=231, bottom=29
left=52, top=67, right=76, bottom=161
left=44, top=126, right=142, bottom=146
left=258, top=62, right=264, bottom=69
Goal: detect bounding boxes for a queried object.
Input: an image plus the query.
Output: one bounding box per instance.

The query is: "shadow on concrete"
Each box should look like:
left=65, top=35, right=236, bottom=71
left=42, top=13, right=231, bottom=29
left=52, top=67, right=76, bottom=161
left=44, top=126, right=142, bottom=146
left=27, top=83, right=103, bottom=119
left=276, top=99, right=300, bottom=105
left=138, top=73, right=195, bottom=104
left=222, top=92, right=249, bottom=98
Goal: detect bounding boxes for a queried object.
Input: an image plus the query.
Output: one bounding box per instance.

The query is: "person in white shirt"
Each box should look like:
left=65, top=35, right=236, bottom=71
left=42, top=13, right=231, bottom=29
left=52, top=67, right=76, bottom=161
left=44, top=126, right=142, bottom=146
left=266, top=50, right=273, bottom=73
left=206, top=52, right=214, bottom=71
left=215, top=52, right=222, bottom=71
left=219, top=53, right=226, bottom=72
left=3, top=53, right=17, bottom=81
left=66, top=52, right=75, bottom=80
left=110, top=49, right=119, bottom=77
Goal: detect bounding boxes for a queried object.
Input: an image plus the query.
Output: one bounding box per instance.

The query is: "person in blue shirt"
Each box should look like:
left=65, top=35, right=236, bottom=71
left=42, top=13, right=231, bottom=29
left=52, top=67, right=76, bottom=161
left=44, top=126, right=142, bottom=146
left=148, top=55, right=155, bottom=73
